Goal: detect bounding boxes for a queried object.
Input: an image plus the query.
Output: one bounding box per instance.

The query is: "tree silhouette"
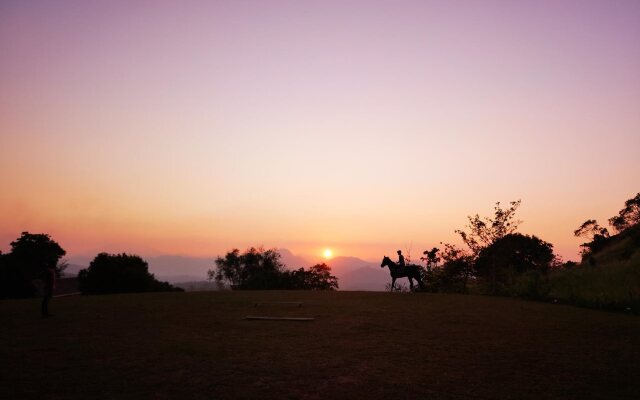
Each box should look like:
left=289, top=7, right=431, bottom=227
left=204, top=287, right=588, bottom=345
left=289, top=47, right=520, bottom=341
left=475, top=233, right=554, bottom=294
left=608, top=192, right=640, bottom=233
left=209, top=247, right=286, bottom=290
left=209, top=248, right=339, bottom=290
left=438, top=243, right=473, bottom=292
left=0, top=232, right=66, bottom=298
left=78, top=253, right=182, bottom=294
left=574, top=219, right=610, bottom=256
left=9, top=232, right=66, bottom=277
left=455, top=200, right=522, bottom=257
left=574, top=219, right=610, bottom=240
left=431, top=200, right=523, bottom=293
left=287, top=263, right=339, bottom=290
left=420, top=247, right=440, bottom=272
left=418, top=244, right=473, bottom=293
left=572, top=192, right=640, bottom=258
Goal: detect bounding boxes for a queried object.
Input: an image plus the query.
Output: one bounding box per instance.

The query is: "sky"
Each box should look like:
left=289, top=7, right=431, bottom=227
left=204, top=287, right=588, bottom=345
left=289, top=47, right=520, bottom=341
left=1, top=0, right=639, bottom=264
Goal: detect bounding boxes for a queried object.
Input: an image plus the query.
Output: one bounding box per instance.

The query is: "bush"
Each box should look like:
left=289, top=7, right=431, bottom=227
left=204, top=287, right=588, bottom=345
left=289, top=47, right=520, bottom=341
left=78, top=253, right=183, bottom=295
left=512, top=270, right=550, bottom=300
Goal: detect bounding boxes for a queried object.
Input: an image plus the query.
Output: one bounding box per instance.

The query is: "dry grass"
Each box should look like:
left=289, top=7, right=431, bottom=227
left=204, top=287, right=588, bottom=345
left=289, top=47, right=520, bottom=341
left=545, top=231, right=640, bottom=311
left=1, top=291, right=639, bottom=399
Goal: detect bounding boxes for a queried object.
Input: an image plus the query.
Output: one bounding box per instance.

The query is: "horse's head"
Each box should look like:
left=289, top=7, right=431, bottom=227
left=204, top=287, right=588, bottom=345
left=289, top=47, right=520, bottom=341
left=381, top=256, right=393, bottom=268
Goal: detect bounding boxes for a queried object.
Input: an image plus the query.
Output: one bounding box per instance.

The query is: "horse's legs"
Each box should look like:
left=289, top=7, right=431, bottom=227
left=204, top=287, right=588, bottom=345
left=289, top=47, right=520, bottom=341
left=390, top=277, right=396, bottom=292
left=417, top=274, right=425, bottom=289
left=408, top=277, right=414, bottom=290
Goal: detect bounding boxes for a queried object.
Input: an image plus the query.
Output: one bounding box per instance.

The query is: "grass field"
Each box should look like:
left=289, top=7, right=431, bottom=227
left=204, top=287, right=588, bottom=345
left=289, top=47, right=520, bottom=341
left=544, top=230, right=640, bottom=311
left=1, top=291, right=639, bottom=400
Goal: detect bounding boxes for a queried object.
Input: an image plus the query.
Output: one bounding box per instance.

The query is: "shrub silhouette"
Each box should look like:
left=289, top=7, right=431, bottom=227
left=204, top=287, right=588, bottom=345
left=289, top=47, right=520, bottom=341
left=78, top=253, right=182, bottom=294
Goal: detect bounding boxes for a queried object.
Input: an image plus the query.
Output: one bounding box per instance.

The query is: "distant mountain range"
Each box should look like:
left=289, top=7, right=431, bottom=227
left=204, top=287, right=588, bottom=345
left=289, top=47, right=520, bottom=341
left=66, top=250, right=392, bottom=291
left=316, top=256, right=389, bottom=291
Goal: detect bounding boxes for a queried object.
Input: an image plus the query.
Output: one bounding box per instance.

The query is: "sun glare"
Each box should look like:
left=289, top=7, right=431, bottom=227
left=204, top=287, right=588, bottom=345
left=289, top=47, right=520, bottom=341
left=323, top=248, right=333, bottom=259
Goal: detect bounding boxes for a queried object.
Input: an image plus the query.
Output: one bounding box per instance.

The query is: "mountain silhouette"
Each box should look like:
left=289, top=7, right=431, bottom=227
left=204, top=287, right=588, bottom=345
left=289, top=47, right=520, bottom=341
left=277, top=248, right=312, bottom=269
left=319, top=256, right=389, bottom=291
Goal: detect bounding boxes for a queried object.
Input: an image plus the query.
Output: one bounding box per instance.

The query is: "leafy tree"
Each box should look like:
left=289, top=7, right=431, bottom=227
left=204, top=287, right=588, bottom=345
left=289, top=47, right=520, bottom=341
left=455, top=200, right=522, bottom=257
left=608, top=192, right=640, bottom=233
left=433, top=200, right=523, bottom=293
left=0, top=232, right=66, bottom=298
left=574, top=219, right=610, bottom=256
left=420, top=247, right=440, bottom=272
left=286, top=263, right=339, bottom=290
left=209, top=247, right=286, bottom=289
left=574, top=219, right=610, bottom=240
left=420, top=244, right=473, bottom=293
left=208, top=248, right=339, bottom=290
left=9, top=232, right=66, bottom=277
left=475, top=233, right=554, bottom=294
left=418, top=248, right=439, bottom=291
left=573, top=193, right=640, bottom=257
left=439, top=243, right=474, bottom=292
left=78, top=253, right=182, bottom=294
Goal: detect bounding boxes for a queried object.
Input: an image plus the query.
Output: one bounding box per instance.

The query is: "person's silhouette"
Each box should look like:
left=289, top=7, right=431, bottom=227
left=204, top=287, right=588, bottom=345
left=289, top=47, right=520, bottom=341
left=41, top=264, right=56, bottom=317
left=397, top=250, right=405, bottom=268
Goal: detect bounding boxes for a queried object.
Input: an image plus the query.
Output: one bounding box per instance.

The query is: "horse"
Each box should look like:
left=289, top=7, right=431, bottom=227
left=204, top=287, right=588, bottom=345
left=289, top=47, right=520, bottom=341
left=380, top=256, right=425, bottom=292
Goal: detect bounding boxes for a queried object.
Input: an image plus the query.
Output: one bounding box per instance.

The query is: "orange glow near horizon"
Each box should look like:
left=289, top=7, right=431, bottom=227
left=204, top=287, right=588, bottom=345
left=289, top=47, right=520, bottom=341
left=323, top=249, right=333, bottom=259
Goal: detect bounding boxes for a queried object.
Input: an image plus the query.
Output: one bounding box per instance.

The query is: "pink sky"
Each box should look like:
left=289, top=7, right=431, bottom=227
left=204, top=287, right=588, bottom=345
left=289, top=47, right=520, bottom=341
left=1, top=0, right=639, bottom=263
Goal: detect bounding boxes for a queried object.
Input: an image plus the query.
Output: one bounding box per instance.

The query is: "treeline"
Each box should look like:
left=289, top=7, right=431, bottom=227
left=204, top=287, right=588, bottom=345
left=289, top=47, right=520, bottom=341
left=417, top=193, right=639, bottom=312
left=0, top=232, right=182, bottom=299
left=208, top=247, right=338, bottom=290
left=413, top=200, right=558, bottom=295
left=0, top=232, right=338, bottom=299
left=2, top=192, right=636, bottom=307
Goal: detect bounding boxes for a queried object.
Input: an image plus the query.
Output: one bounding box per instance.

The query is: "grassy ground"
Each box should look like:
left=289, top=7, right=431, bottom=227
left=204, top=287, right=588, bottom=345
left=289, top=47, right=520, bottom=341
left=1, top=291, right=639, bottom=400
left=544, top=229, right=640, bottom=311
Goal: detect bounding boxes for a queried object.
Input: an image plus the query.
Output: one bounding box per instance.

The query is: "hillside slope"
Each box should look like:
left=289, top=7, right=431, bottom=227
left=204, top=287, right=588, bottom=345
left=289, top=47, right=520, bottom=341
left=546, top=224, right=640, bottom=311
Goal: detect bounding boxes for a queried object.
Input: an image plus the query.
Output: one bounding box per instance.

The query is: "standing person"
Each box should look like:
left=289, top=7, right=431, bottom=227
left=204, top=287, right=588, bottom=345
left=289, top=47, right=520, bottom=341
left=41, top=264, right=56, bottom=318
left=397, top=250, right=406, bottom=268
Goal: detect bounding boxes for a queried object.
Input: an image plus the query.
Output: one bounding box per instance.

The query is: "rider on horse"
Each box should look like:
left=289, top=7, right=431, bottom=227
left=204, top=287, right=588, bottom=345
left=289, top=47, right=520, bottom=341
left=380, top=254, right=424, bottom=291
left=397, top=250, right=405, bottom=266
left=397, top=250, right=405, bottom=271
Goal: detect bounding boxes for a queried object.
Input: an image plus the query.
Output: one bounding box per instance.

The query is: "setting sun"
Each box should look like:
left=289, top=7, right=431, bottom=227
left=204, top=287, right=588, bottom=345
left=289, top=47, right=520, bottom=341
left=323, top=248, right=333, bottom=259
